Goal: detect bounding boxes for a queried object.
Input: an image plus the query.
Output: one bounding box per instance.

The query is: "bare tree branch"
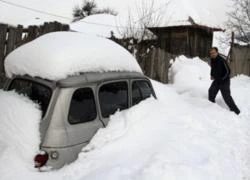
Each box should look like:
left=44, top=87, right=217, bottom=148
left=227, top=0, right=250, bottom=43
left=120, top=0, right=169, bottom=41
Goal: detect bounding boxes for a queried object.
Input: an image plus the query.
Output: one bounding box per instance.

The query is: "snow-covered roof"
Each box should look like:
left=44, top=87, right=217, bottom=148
left=157, top=0, right=223, bottom=29
left=70, top=14, right=125, bottom=38
left=5, top=32, right=142, bottom=81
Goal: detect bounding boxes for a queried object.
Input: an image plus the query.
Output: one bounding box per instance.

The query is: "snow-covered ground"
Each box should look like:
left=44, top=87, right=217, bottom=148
left=0, top=56, right=250, bottom=180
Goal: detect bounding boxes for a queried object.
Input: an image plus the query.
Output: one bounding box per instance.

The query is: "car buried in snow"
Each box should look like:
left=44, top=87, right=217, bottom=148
left=3, top=32, right=156, bottom=169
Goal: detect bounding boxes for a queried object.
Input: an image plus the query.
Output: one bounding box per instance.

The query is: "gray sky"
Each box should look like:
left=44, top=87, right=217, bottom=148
left=0, top=0, right=231, bottom=26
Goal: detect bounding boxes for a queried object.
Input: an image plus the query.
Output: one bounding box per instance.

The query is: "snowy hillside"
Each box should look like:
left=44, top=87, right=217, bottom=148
left=0, top=56, right=250, bottom=180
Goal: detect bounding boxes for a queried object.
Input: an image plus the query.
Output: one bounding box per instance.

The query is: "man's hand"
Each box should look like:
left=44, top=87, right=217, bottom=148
left=211, top=76, right=214, bottom=80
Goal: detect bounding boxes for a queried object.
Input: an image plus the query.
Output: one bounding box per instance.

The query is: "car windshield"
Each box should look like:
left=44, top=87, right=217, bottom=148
left=8, top=78, right=52, bottom=117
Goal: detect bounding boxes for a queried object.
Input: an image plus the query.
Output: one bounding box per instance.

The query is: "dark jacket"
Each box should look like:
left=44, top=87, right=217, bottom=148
left=210, top=55, right=230, bottom=83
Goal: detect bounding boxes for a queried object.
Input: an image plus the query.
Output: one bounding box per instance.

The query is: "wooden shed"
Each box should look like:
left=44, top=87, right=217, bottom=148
left=148, top=23, right=223, bottom=58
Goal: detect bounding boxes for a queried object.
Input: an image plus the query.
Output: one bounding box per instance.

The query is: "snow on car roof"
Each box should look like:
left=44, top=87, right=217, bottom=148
left=5, top=31, right=142, bottom=81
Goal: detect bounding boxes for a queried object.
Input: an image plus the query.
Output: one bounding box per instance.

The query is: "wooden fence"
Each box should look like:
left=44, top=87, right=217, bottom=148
left=137, top=47, right=176, bottom=83
left=112, top=37, right=176, bottom=83
left=229, top=44, right=250, bottom=77
left=0, top=21, right=69, bottom=87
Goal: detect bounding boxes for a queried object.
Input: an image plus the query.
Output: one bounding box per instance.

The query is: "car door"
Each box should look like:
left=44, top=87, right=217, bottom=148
left=97, top=80, right=129, bottom=126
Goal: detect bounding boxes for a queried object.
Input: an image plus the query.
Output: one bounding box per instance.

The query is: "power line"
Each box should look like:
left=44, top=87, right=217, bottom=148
left=0, top=0, right=72, bottom=20
left=0, top=0, right=132, bottom=28
left=0, top=0, right=168, bottom=30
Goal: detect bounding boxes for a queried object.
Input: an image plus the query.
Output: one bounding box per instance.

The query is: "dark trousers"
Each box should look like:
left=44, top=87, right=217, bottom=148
left=209, top=80, right=240, bottom=114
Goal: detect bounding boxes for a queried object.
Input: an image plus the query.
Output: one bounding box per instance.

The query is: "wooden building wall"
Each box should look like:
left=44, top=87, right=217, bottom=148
left=150, top=27, right=213, bottom=58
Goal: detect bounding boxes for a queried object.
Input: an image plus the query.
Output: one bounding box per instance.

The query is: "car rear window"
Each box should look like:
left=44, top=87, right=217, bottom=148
left=8, top=79, right=52, bottom=117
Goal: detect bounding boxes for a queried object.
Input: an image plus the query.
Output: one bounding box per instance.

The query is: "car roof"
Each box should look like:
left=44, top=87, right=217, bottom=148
left=57, top=71, right=147, bottom=87
left=11, top=71, right=148, bottom=89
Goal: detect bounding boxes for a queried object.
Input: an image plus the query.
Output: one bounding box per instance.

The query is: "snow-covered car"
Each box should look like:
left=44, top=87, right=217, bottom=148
left=3, top=32, right=156, bottom=169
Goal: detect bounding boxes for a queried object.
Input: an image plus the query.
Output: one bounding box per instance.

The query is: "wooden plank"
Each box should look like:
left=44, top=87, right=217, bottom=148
left=47, top=22, right=56, bottom=32
left=62, top=24, right=70, bottom=31
left=41, top=22, right=50, bottom=34
left=0, top=23, right=8, bottom=86
left=15, top=25, right=23, bottom=47
left=26, top=26, right=39, bottom=42
left=55, top=21, right=63, bottom=31
left=6, top=27, right=16, bottom=55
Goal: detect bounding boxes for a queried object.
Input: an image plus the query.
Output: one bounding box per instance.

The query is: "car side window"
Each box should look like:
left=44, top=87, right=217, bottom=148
left=99, top=81, right=128, bottom=118
left=132, top=80, right=153, bottom=106
left=68, top=88, right=97, bottom=124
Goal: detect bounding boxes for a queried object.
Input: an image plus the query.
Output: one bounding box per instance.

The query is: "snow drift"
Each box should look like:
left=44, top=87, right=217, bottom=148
left=169, top=55, right=211, bottom=97
left=5, top=32, right=142, bottom=81
left=0, top=90, right=41, bottom=178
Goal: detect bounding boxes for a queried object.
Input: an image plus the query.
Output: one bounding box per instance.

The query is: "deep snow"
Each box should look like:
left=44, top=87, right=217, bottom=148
left=5, top=32, right=142, bottom=81
left=0, top=56, right=250, bottom=180
left=0, top=90, right=41, bottom=179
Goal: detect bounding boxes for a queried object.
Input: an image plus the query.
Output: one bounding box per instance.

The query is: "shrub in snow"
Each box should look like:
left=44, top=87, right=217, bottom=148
left=5, top=32, right=142, bottom=81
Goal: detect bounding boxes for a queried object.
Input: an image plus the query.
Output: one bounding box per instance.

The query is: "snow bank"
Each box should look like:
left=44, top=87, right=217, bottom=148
left=169, top=55, right=211, bottom=97
left=5, top=32, right=142, bottom=81
left=70, top=14, right=125, bottom=38
left=0, top=90, right=41, bottom=177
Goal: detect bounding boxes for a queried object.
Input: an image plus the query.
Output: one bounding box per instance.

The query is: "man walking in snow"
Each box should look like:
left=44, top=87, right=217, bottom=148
left=208, top=47, right=240, bottom=115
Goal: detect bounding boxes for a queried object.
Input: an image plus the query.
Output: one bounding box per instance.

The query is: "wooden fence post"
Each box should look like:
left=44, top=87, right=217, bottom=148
left=15, top=25, right=23, bottom=47
left=62, top=24, right=70, bottom=31
left=48, top=22, right=56, bottom=32
left=6, top=27, right=17, bottom=55
left=26, top=26, right=39, bottom=42
left=0, top=24, right=8, bottom=86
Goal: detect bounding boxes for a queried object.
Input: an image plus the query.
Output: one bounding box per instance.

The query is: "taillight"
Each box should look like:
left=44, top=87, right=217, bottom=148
left=34, top=151, right=49, bottom=168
